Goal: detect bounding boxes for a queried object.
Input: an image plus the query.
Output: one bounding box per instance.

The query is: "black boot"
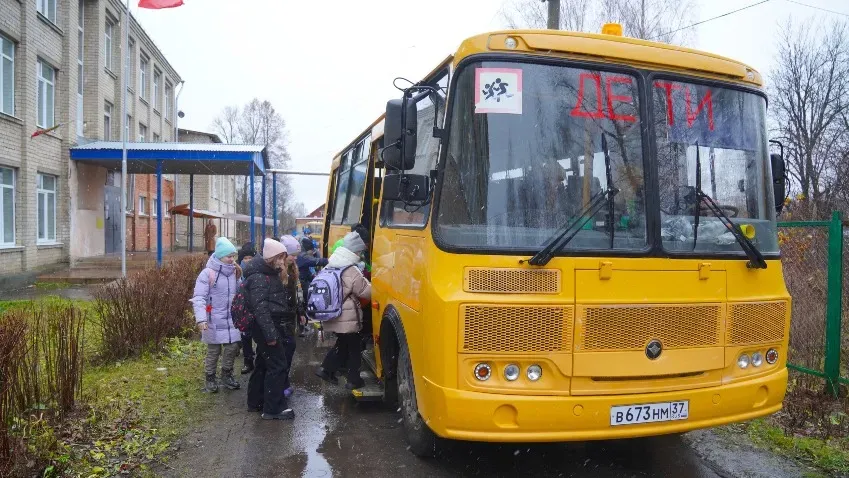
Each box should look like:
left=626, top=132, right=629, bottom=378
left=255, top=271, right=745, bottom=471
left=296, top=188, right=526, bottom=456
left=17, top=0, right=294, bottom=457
left=205, top=374, right=219, bottom=393
left=222, top=370, right=240, bottom=390
left=241, top=359, right=254, bottom=375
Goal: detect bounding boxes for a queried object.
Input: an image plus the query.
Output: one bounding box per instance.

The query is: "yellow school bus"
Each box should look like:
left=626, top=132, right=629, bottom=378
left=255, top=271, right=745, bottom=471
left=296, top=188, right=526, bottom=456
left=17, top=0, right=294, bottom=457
left=323, top=25, right=790, bottom=457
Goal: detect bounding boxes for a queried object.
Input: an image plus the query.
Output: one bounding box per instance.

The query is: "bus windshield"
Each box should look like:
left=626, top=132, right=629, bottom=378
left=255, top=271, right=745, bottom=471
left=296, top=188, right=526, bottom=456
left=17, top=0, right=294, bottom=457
left=436, top=61, right=647, bottom=252
left=652, top=79, right=779, bottom=254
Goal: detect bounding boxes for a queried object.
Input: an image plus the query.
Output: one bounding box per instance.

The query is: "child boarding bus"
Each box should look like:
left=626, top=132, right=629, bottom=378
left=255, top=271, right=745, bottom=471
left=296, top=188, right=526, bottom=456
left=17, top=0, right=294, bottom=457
left=322, top=24, right=790, bottom=457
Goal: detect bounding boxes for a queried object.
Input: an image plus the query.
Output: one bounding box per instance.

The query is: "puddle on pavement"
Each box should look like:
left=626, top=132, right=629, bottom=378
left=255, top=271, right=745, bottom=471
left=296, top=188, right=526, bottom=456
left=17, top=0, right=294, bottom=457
left=300, top=394, right=333, bottom=477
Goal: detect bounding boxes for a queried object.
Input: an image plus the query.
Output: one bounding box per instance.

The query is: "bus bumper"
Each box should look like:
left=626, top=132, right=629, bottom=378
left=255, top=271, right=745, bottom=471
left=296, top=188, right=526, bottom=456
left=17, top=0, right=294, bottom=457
left=422, top=367, right=786, bottom=442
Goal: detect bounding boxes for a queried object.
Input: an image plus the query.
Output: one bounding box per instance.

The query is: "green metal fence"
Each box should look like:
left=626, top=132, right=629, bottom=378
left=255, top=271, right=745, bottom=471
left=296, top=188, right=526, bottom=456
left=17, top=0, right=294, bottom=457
left=779, top=211, right=845, bottom=396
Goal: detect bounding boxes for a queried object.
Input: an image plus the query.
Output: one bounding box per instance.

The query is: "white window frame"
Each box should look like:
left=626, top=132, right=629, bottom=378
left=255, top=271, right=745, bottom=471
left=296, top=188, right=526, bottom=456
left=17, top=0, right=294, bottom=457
left=153, top=69, right=161, bottom=111
left=36, top=173, right=56, bottom=244
left=139, top=54, right=148, bottom=100
left=36, top=59, right=55, bottom=129
left=138, top=195, right=147, bottom=215
left=76, top=2, right=84, bottom=137
left=125, top=114, right=131, bottom=142
left=0, top=34, right=14, bottom=117
left=138, top=123, right=146, bottom=142
left=164, top=200, right=171, bottom=218
left=126, top=38, right=135, bottom=90
left=164, top=82, right=172, bottom=119
left=152, top=195, right=158, bottom=217
left=153, top=133, right=160, bottom=142
left=37, top=0, right=57, bottom=24
left=103, top=101, right=112, bottom=141
left=0, top=166, right=14, bottom=247
left=104, top=19, right=114, bottom=72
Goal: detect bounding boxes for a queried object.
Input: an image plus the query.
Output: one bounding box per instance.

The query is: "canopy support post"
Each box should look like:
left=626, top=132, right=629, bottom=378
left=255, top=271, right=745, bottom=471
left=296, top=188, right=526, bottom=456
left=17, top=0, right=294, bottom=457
left=156, top=160, right=163, bottom=268
left=272, top=172, right=278, bottom=238
left=250, top=167, right=255, bottom=246
left=188, top=174, right=194, bottom=252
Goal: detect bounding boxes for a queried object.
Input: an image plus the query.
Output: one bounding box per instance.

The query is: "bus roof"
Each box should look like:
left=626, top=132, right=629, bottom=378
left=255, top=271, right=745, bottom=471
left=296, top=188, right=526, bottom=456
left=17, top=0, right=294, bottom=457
left=453, top=29, right=762, bottom=87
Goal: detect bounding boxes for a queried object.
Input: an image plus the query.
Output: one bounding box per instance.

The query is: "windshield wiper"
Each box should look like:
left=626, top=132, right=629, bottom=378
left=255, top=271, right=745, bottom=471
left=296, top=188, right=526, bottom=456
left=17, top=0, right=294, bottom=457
left=528, top=134, right=618, bottom=266
left=692, top=142, right=767, bottom=269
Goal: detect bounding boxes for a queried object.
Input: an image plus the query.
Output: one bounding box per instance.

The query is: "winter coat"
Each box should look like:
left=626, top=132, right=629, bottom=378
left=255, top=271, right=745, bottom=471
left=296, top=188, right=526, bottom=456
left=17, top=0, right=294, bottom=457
left=297, top=252, right=328, bottom=284
left=242, top=255, right=294, bottom=343
left=322, top=246, right=372, bottom=335
left=204, top=223, right=217, bottom=251
left=191, top=255, right=240, bottom=345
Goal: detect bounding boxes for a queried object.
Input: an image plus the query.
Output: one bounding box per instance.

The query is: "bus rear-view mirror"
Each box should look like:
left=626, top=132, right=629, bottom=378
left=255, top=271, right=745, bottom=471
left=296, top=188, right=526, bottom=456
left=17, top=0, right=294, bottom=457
left=382, top=173, right=429, bottom=203
left=384, top=98, right=417, bottom=171
left=770, top=152, right=786, bottom=215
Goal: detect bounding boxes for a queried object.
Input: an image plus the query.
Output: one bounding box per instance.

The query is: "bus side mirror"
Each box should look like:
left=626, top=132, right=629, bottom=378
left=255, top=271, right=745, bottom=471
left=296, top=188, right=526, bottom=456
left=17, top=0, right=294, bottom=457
left=382, top=173, right=429, bottom=203
left=770, top=152, right=786, bottom=215
left=384, top=98, right=417, bottom=171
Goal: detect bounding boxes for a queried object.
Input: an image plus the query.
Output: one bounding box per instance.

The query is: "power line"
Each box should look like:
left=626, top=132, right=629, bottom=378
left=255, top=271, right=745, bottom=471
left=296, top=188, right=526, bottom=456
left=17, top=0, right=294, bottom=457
left=784, top=0, right=849, bottom=18
left=651, top=0, right=772, bottom=40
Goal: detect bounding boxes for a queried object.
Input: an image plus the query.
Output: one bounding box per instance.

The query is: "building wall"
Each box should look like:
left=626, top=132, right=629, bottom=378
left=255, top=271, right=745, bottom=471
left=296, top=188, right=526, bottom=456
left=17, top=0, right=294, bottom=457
left=0, top=0, right=182, bottom=278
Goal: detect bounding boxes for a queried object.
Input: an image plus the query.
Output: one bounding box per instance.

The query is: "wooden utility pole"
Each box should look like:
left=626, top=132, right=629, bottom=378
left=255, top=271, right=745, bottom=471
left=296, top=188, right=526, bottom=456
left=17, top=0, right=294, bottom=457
left=546, top=0, right=561, bottom=30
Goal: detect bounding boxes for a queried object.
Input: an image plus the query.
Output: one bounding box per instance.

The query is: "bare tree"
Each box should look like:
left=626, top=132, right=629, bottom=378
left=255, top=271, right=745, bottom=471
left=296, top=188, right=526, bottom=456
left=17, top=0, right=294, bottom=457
left=501, top=0, right=697, bottom=44
left=211, top=106, right=240, bottom=144
left=211, top=99, right=299, bottom=239
left=769, top=19, right=849, bottom=217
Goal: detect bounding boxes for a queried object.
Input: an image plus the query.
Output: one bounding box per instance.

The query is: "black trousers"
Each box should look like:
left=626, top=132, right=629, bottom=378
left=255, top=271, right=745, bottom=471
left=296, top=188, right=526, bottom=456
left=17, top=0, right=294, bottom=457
left=241, top=332, right=254, bottom=363
left=321, top=332, right=362, bottom=385
left=248, top=331, right=291, bottom=414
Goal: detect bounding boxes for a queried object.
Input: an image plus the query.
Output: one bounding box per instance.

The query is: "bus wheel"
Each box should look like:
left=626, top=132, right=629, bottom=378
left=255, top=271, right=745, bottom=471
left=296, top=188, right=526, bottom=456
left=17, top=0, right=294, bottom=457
left=397, top=336, right=438, bottom=457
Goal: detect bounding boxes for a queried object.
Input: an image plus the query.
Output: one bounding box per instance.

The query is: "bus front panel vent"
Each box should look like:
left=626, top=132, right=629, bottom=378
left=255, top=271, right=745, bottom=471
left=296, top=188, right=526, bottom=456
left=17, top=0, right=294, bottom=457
left=461, top=305, right=573, bottom=353
left=464, top=268, right=561, bottom=294
left=727, top=301, right=788, bottom=346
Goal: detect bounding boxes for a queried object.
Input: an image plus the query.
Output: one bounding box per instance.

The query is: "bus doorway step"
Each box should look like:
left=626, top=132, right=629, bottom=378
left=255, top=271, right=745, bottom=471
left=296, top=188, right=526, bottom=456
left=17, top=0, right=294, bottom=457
left=351, top=369, right=384, bottom=402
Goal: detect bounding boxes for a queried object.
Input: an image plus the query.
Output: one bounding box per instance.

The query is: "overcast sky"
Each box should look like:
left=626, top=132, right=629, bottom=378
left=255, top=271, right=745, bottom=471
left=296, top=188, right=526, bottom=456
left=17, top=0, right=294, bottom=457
left=131, top=0, right=847, bottom=213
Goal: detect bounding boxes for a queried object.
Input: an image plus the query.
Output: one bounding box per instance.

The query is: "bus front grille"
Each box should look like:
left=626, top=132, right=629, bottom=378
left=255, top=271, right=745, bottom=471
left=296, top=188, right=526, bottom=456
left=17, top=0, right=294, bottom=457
left=727, top=301, right=788, bottom=345
left=575, top=304, right=723, bottom=351
left=461, top=305, right=573, bottom=353
left=464, top=268, right=561, bottom=294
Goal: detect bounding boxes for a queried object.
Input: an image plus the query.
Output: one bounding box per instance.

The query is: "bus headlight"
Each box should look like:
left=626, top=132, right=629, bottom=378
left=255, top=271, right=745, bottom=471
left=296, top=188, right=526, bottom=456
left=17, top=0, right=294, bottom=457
left=737, top=354, right=750, bottom=369
left=527, top=364, right=542, bottom=381
left=474, top=363, right=492, bottom=381
left=751, top=352, right=764, bottom=367
left=504, top=364, right=520, bottom=381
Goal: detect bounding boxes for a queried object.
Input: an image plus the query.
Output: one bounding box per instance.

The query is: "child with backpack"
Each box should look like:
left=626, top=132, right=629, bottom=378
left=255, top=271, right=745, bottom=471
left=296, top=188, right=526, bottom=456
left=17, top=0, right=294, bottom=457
left=311, top=231, right=372, bottom=390
left=191, top=237, right=242, bottom=393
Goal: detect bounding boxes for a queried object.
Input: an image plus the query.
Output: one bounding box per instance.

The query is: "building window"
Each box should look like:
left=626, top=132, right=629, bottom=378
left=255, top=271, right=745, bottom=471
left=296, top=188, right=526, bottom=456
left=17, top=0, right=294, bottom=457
left=0, top=35, right=14, bottom=117
left=37, top=173, right=56, bottom=243
left=164, top=82, right=172, bottom=119
left=126, top=38, right=135, bottom=89
left=138, top=123, right=146, bottom=142
left=104, top=19, right=114, bottom=72
left=126, top=175, right=134, bottom=212
left=126, top=114, right=131, bottom=141
left=153, top=70, right=161, bottom=111
left=103, top=101, right=112, bottom=140
left=0, top=167, right=14, bottom=246
left=164, top=200, right=171, bottom=217
left=37, top=0, right=57, bottom=24
left=36, top=59, right=55, bottom=129
left=152, top=195, right=158, bottom=217
left=77, top=2, right=84, bottom=137
left=139, top=54, right=148, bottom=100
left=153, top=133, right=160, bottom=142
left=138, top=195, right=147, bottom=215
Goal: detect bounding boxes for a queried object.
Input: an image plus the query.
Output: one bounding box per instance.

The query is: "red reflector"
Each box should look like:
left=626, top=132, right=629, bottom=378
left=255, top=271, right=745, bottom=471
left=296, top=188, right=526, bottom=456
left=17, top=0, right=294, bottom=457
left=372, top=300, right=380, bottom=310
left=765, top=348, right=779, bottom=364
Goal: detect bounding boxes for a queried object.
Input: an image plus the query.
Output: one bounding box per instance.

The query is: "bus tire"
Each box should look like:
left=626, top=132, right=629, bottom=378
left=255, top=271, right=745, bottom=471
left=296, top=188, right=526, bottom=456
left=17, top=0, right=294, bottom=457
left=397, top=336, right=438, bottom=457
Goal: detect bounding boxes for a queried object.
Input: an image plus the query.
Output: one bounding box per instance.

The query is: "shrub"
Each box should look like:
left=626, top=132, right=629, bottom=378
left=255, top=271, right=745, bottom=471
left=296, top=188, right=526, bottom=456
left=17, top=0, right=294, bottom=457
left=0, top=301, right=86, bottom=476
left=93, top=255, right=205, bottom=361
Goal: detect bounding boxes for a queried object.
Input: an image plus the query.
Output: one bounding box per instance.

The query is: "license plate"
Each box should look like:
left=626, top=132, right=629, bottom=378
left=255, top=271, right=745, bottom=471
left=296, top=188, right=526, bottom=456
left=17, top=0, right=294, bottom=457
left=610, top=400, right=689, bottom=426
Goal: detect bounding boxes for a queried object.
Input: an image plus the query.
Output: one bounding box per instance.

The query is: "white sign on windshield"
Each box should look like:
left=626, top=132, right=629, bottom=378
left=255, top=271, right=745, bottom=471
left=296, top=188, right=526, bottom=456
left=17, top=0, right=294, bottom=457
left=475, top=68, right=523, bottom=115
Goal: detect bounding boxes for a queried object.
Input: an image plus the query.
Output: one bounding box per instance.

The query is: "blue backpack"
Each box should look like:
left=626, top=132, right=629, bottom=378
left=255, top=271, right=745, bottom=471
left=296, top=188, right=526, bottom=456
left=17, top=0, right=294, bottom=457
left=306, top=265, right=353, bottom=322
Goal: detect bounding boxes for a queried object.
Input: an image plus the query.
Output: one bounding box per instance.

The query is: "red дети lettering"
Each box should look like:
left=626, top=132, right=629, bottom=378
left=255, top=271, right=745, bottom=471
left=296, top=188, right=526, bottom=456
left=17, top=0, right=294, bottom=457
left=605, top=76, right=636, bottom=122
left=653, top=81, right=683, bottom=125
left=570, top=72, right=605, bottom=119
left=685, top=88, right=714, bottom=131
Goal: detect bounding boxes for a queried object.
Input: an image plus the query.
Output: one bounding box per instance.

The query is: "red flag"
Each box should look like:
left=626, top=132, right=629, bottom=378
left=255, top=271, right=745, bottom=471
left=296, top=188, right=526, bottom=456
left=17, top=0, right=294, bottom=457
left=138, top=0, right=184, bottom=9
left=31, top=123, right=64, bottom=139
